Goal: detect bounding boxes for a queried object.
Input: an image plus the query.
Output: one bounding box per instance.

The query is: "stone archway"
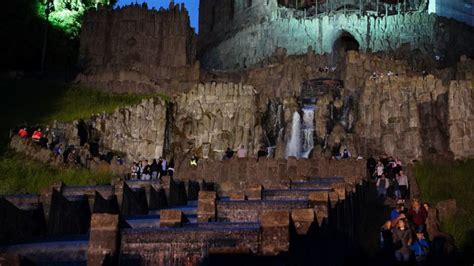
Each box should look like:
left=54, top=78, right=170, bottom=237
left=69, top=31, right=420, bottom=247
left=332, top=31, right=360, bottom=53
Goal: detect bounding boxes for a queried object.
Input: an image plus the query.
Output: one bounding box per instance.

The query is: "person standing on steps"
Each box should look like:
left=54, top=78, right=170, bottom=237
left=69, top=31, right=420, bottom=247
left=375, top=160, right=385, bottom=179
left=392, top=219, right=413, bottom=263
left=397, top=170, right=409, bottom=199
left=150, top=159, right=159, bottom=180
left=376, top=173, right=390, bottom=199
left=367, top=155, right=377, bottom=180
left=408, top=198, right=428, bottom=233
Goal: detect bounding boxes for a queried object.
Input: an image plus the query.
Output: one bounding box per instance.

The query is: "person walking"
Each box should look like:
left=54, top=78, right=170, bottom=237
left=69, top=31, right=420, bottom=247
left=376, top=173, right=390, bottom=199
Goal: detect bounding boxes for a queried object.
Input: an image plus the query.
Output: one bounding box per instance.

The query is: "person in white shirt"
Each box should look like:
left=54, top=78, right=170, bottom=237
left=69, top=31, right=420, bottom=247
left=375, top=161, right=385, bottom=178
left=237, top=145, right=247, bottom=158
left=396, top=171, right=409, bottom=199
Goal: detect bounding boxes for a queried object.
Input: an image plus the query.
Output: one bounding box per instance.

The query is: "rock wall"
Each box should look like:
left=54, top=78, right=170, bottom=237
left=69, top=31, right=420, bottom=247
left=172, top=82, right=262, bottom=161
left=448, top=80, right=474, bottom=159
left=77, top=3, right=199, bottom=94
left=90, top=98, right=168, bottom=162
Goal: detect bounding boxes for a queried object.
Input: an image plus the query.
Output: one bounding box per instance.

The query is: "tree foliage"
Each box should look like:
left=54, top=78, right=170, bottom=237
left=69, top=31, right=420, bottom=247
left=0, top=0, right=115, bottom=71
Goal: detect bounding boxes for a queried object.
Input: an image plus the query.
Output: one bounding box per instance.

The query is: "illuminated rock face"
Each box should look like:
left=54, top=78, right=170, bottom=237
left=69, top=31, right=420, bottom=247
left=198, top=0, right=474, bottom=70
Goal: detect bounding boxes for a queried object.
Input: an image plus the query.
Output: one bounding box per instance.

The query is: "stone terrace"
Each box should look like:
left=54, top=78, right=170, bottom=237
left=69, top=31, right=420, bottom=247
left=0, top=158, right=367, bottom=265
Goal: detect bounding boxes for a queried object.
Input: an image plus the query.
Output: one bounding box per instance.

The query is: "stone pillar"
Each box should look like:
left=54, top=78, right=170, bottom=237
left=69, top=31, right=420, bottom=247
left=291, top=209, right=315, bottom=235
left=112, top=179, right=124, bottom=209
left=160, top=210, right=187, bottom=227
left=39, top=182, right=64, bottom=224
left=197, top=191, right=216, bottom=222
left=260, top=211, right=290, bottom=255
left=87, top=214, right=119, bottom=266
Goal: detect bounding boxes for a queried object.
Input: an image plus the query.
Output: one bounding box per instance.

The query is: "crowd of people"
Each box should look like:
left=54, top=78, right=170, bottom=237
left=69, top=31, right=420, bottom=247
left=129, top=158, right=175, bottom=180
left=368, top=155, right=433, bottom=265
left=380, top=198, right=431, bottom=265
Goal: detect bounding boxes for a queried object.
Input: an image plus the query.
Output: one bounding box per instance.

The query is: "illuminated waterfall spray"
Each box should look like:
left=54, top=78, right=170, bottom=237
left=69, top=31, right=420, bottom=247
left=301, top=106, right=315, bottom=158
left=285, top=112, right=302, bottom=159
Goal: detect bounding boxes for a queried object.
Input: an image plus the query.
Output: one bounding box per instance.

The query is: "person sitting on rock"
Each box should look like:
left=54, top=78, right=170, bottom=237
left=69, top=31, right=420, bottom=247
left=67, top=149, right=78, bottom=165
left=237, top=145, right=247, bottom=158
left=257, top=146, right=268, bottom=160
left=18, top=128, right=28, bottom=138
left=342, top=148, right=351, bottom=159
left=223, top=147, right=234, bottom=160
left=53, top=143, right=63, bottom=156
left=31, top=128, right=43, bottom=142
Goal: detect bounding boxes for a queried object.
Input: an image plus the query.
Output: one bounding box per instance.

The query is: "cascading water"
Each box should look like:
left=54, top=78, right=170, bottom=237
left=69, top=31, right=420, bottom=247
left=301, top=106, right=315, bottom=158
left=285, top=112, right=302, bottom=159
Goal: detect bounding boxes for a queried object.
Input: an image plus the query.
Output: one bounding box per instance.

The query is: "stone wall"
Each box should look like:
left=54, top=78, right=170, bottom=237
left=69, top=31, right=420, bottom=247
left=90, top=98, right=168, bottom=162
left=175, top=157, right=366, bottom=196
left=199, top=1, right=474, bottom=70
left=77, top=3, right=199, bottom=94
left=172, top=82, right=262, bottom=160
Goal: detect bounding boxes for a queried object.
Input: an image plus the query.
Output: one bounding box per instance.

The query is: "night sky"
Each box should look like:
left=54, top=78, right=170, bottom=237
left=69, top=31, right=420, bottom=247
left=116, top=0, right=200, bottom=31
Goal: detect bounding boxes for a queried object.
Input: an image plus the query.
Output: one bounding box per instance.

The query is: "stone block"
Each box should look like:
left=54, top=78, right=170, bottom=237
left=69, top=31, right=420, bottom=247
left=245, top=185, right=263, bottom=200
left=87, top=214, right=119, bottom=266
left=260, top=211, right=290, bottom=256
left=229, top=192, right=246, bottom=201
left=308, top=191, right=329, bottom=206
left=291, top=209, right=315, bottom=235
left=197, top=191, right=216, bottom=222
left=160, top=210, right=187, bottom=227
left=436, top=199, right=458, bottom=222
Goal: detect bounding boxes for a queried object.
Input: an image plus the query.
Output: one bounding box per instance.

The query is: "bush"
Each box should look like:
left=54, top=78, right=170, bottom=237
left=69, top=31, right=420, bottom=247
left=414, top=160, right=474, bottom=255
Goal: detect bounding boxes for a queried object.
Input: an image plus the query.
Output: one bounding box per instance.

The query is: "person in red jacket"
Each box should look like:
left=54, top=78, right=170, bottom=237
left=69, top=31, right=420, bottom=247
left=18, top=128, right=28, bottom=138
left=408, top=198, right=428, bottom=232
left=31, top=128, right=43, bottom=142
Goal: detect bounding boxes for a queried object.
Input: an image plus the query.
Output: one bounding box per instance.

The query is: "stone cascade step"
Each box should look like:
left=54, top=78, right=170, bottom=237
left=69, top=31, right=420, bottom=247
left=263, top=188, right=333, bottom=200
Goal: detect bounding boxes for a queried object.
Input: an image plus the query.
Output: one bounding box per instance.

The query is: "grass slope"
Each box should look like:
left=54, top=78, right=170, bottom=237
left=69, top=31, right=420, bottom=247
left=0, top=79, right=163, bottom=194
left=414, top=160, right=474, bottom=256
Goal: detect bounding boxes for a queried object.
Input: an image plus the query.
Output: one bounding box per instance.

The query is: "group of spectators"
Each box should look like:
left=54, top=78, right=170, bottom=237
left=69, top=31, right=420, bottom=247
left=380, top=198, right=431, bottom=265
left=17, top=126, right=115, bottom=168
left=129, top=158, right=175, bottom=180
left=367, top=155, right=409, bottom=201
left=222, top=145, right=268, bottom=161
left=368, top=155, right=433, bottom=264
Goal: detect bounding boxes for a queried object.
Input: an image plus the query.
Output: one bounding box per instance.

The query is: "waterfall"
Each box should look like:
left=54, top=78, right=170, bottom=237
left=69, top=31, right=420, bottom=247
left=301, top=106, right=315, bottom=159
left=285, top=112, right=302, bottom=159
